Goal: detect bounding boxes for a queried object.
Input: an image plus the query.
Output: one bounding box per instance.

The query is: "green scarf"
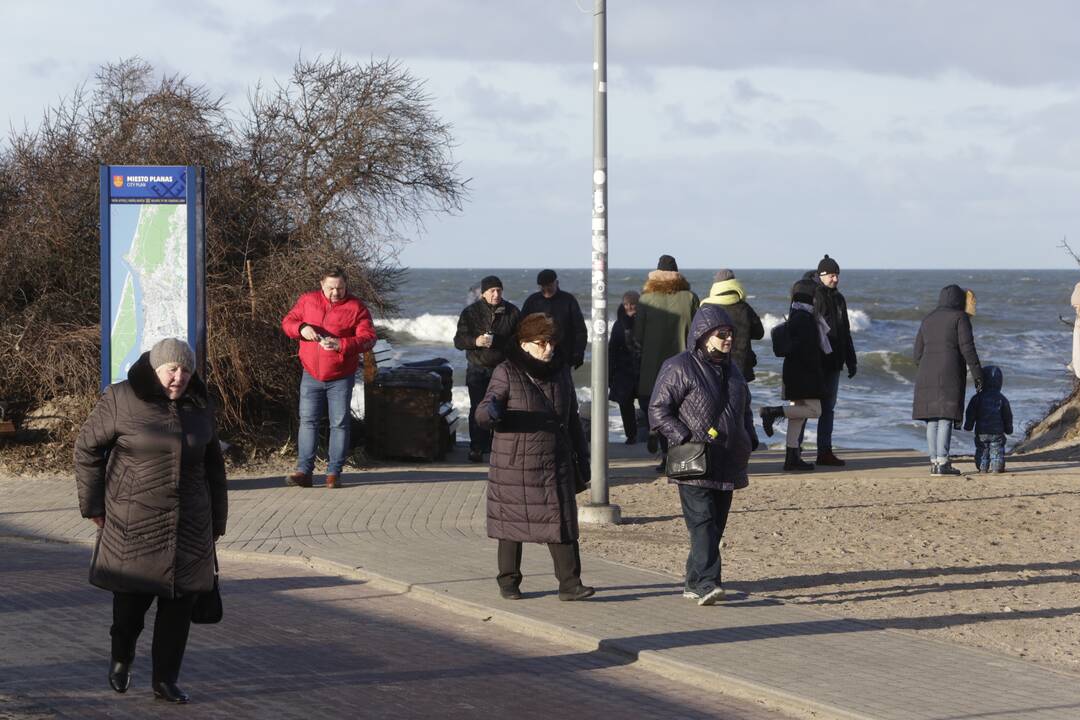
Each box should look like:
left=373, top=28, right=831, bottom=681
left=700, top=278, right=745, bottom=306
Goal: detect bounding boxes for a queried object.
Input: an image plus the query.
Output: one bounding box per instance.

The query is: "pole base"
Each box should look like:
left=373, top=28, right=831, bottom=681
left=578, top=503, right=622, bottom=525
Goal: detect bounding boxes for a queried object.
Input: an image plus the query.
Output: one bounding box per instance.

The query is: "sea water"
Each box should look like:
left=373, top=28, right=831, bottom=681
left=371, top=268, right=1076, bottom=452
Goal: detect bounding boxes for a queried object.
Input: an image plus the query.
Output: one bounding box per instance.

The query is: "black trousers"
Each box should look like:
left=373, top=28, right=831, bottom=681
left=497, top=539, right=582, bottom=593
left=617, top=397, right=641, bottom=442
left=111, top=592, right=196, bottom=683
left=466, top=366, right=495, bottom=453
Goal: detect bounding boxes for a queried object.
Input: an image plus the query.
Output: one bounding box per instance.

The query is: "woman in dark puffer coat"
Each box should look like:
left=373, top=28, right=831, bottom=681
left=75, top=338, right=227, bottom=704
left=649, top=304, right=758, bottom=606
left=476, top=313, right=594, bottom=602
left=913, top=284, right=983, bottom=475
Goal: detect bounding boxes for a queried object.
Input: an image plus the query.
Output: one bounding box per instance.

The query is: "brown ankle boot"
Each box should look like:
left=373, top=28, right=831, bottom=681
left=325, top=474, right=340, bottom=489
left=816, top=449, right=846, bottom=466
left=286, top=471, right=312, bottom=488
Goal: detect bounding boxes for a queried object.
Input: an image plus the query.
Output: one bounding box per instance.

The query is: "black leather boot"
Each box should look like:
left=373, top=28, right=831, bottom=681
left=108, top=660, right=131, bottom=694
left=759, top=406, right=784, bottom=437
left=783, top=447, right=815, bottom=471
left=152, top=680, right=190, bottom=703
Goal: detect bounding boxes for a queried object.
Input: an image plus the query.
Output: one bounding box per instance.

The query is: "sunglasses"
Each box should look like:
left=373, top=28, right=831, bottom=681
left=714, top=329, right=734, bottom=340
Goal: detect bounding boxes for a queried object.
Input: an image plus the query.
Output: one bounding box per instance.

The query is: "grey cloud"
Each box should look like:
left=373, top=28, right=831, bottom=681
left=666, top=103, right=747, bottom=137
left=457, top=76, right=559, bottom=123
left=767, top=116, right=836, bottom=146
left=731, top=78, right=779, bottom=103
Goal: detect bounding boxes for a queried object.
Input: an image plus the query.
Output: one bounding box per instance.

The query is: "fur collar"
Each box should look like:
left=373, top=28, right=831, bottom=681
left=505, top=341, right=564, bottom=380
left=643, top=270, right=691, bottom=295
left=127, top=351, right=208, bottom=407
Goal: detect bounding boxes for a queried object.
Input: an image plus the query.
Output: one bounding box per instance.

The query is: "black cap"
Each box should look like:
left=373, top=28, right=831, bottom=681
left=817, top=254, right=840, bottom=275
left=536, top=269, right=557, bottom=285
left=480, top=275, right=503, bottom=292
left=657, top=254, right=678, bottom=272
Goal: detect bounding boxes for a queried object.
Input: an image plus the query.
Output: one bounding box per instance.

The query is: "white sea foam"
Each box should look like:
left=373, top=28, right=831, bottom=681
left=378, top=314, right=458, bottom=344
left=761, top=309, right=870, bottom=335
left=761, top=313, right=785, bottom=336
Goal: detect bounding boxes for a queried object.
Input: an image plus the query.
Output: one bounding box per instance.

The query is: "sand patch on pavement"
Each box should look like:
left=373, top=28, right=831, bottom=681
left=579, top=450, right=1080, bottom=676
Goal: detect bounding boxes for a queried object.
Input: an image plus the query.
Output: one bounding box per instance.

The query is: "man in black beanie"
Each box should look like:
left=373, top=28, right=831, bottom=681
left=454, top=275, right=521, bottom=462
left=811, top=254, right=857, bottom=466
left=521, top=269, right=587, bottom=370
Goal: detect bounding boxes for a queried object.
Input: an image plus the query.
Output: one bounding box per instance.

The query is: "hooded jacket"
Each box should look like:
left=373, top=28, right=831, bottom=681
left=454, top=298, right=522, bottom=369
left=634, top=270, right=700, bottom=399
left=476, top=343, right=587, bottom=544
left=282, top=290, right=377, bottom=382
left=700, top=278, right=765, bottom=381
left=647, top=305, right=755, bottom=491
left=913, top=285, right=983, bottom=421
left=74, top=352, right=228, bottom=598
left=964, top=366, right=1013, bottom=435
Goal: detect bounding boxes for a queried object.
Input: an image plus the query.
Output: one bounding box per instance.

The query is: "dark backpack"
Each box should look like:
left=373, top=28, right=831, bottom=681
left=771, top=320, right=793, bottom=357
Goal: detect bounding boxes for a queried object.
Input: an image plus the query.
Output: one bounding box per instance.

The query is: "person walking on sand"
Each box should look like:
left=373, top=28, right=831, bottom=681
left=454, top=275, right=521, bottom=463
left=522, top=269, right=587, bottom=370
left=700, top=269, right=765, bottom=382
left=75, top=338, right=227, bottom=704
left=649, top=305, right=757, bottom=606
left=635, top=254, right=700, bottom=472
left=912, top=284, right=983, bottom=476
left=759, top=279, right=827, bottom=471
left=810, top=254, right=857, bottom=466
left=282, top=267, right=377, bottom=489
left=609, top=290, right=643, bottom=443
left=476, top=313, right=594, bottom=602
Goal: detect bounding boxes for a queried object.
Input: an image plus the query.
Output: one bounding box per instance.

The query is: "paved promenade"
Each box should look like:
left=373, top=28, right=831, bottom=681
left=2, top=449, right=1079, bottom=720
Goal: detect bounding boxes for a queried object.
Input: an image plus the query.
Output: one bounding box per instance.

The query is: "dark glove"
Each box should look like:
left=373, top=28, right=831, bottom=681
left=573, top=355, right=585, bottom=370
left=974, top=376, right=984, bottom=392
left=751, top=434, right=760, bottom=451
left=847, top=365, right=857, bottom=379
left=487, top=398, right=504, bottom=423
left=953, top=419, right=962, bottom=430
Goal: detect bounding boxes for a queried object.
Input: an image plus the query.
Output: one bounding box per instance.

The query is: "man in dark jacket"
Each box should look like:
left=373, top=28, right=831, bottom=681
left=521, top=269, right=587, bottom=370
left=811, top=254, right=857, bottom=466
left=649, top=305, right=757, bottom=606
left=699, top=269, right=764, bottom=381
left=454, top=276, right=521, bottom=462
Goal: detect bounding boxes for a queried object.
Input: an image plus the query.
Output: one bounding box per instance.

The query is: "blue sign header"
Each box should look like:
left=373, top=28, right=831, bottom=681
left=108, top=165, right=187, bottom=204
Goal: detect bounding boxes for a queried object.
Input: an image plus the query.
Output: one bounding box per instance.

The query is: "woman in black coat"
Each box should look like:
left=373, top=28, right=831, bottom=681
left=608, top=291, right=642, bottom=444
left=75, top=338, right=226, bottom=704
left=759, top=280, right=827, bottom=471
left=913, top=285, right=983, bottom=475
left=649, top=304, right=758, bottom=605
left=476, top=313, right=594, bottom=602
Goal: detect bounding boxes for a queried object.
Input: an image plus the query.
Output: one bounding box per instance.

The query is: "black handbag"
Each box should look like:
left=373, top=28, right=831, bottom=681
left=191, top=550, right=222, bottom=624
left=525, top=372, right=590, bottom=494
left=666, top=441, right=709, bottom=479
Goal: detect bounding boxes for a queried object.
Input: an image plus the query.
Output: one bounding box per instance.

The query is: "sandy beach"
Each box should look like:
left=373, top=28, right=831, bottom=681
left=579, top=447, right=1080, bottom=675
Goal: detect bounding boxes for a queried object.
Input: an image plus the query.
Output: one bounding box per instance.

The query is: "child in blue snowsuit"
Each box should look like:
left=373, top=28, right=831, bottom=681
left=963, top=366, right=1013, bottom=473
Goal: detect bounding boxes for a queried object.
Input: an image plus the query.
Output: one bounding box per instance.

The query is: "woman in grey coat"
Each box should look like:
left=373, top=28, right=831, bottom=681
left=75, top=338, right=227, bottom=704
left=912, top=285, right=983, bottom=475
left=476, top=313, right=594, bottom=602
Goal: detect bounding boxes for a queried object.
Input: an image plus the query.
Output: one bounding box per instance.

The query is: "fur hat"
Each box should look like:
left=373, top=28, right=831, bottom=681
left=713, top=268, right=735, bottom=282
left=817, top=254, right=840, bottom=275
left=516, top=312, right=558, bottom=344
left=657, top=254, right=679, bottom=272
left=480, top=275, right=503, bottom=293
left=149, top=338, right=195, bottom=372
left=536, top=269, right=557, bottom=285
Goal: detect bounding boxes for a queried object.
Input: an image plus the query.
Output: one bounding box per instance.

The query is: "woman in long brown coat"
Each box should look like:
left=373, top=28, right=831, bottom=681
left=476, top=313, right=594, bottom=601
left=75, top=338, right=227, bottom=704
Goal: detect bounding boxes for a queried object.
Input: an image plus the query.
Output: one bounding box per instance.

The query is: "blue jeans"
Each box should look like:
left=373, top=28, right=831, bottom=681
left=297, top=371, right=355, bottom=475
left=678, top=485, right=734, bottom=594
left=817, top=370, right=842, bottom=451
left=925, top=419, right=953, bottom=464
left=975, top=433, right=1006, bottom=472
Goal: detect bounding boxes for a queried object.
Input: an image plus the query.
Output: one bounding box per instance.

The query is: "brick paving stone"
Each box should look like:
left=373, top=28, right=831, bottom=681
left=0, top=539, right=784, bottom=720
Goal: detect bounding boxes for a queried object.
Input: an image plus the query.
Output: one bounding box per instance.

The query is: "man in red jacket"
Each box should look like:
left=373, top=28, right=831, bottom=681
left=281, top=267, right=376, bottom=488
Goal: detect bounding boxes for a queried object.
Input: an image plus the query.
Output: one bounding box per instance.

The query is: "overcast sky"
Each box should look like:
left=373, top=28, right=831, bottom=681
left=4, top=0, right=1080, bottom=269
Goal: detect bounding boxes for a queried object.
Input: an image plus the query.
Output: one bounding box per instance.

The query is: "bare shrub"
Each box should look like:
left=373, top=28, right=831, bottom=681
left=0, top=56, right=465, bottom=460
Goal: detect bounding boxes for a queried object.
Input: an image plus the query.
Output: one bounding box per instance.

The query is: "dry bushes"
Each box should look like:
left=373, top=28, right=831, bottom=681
left=0, top=56, right=464, bottom=457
